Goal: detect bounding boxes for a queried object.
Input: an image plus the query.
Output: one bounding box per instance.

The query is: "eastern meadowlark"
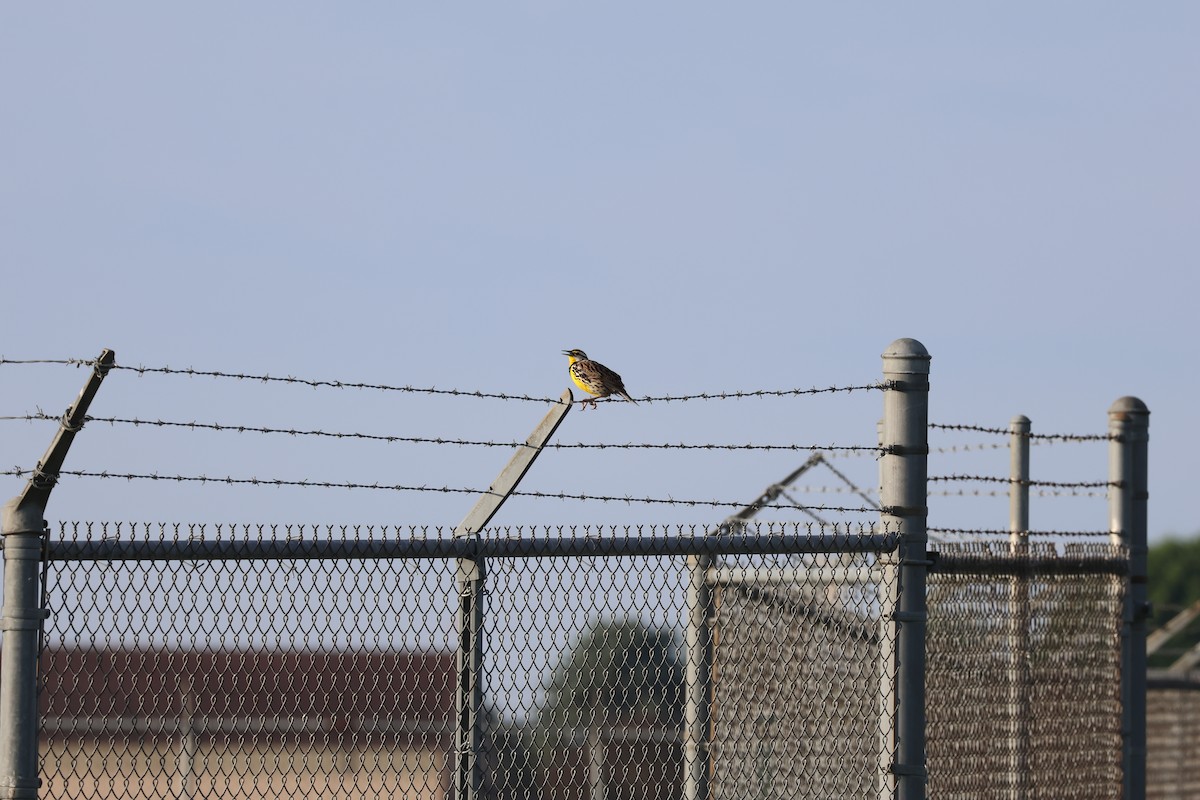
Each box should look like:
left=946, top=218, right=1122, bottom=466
left=562, top=349, right=638, bottom=410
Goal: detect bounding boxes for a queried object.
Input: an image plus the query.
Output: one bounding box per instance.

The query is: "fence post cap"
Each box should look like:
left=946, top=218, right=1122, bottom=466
left=1, top=496, right=46, bottom=536
left=882, top=337, right=929, bottom=358
left=1109, top=396, right=1149, bottom=417
left=881, top=339, right=930, bottom=374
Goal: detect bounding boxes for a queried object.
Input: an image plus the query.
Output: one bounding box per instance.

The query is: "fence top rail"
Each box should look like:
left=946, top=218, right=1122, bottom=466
left=1147, top=670, right=1200, bottom=691
left=42, top=529, right=900, bottom=562
left=929, top=547, right=1129, bottom=577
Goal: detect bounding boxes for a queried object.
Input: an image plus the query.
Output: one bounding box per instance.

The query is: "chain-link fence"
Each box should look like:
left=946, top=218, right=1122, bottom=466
left=926, top=542, right=1127, bottom=800
left=710, top=552, right=896, bottom=799
left=1, top=339, right=1157, bottom=798
left=1146, top=673, right=1200, bottom=799
left=36, top=522, right=901, bottom=800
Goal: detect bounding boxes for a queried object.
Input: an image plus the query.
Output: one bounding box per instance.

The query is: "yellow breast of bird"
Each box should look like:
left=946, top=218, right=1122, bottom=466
left=569, top=361, right=606, bottom=396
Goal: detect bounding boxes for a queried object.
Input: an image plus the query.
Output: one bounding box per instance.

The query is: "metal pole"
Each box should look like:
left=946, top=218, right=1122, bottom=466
left=880, top=338, right=930, bottom=800
left=0, top=349, right=114, bottom=800
left=684, top=453, right=830, bottom=800
left=1009, top=416, right=1030, bottom=540
left=177, top=674, right=196, bottom=800
left=453, top=555, right=486, bottom=800
left=1110, top=397, right=1149, bottom=800
left=684, top=552, right=712, bottom=800
left=876, top=418, right=896, bottom=800
left=0, top=521, right=45, bottom=800
left=587, top=686, right=608, bottom=800
left=451, top=390, right=572, bottom=800
left=48, top=530, right=902, bottom=562
left=1008, top=415, right=1031, bottom=800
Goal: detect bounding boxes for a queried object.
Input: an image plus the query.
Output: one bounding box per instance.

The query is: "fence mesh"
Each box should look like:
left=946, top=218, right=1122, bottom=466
left=710, top=552, right=897, bottom=799
left=925, top=541, right=1126, bottom=800
left=38, top=522, right=898, bottom=800
left=1146, top=675, right=1200, bottom=799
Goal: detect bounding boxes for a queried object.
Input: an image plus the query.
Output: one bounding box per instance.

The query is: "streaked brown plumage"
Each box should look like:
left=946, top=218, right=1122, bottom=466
left=562, top=349, right=637, bottom=410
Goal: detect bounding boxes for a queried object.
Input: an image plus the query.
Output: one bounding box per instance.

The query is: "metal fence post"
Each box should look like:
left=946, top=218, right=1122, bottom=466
left=453, top=552, right=486, bottom=800
left=450, top=390, right=572, bottom=800
left=876, top=418, right=897, bottom=800
left=881, top=338, right=930, bottom=800
left=684, top=552, right=712, bottom=800
left=0, top=349, right=114, bottom=800
left=1109, top=397, right=1149, bottom=800
left=1008, top=415, right=1031, bottom=800
left=0, top=511, right=46, bottom=800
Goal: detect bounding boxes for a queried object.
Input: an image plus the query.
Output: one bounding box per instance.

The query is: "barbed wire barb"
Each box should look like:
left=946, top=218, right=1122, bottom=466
left=929, top=474, right=1117, bottom=489
left=929, top=527, right=1113, bottom=538
left=0, top=467, right=879, bottom=513
left=1, top=411, right=884, bottom=454
left=929, top=422, right=1115, bottom=442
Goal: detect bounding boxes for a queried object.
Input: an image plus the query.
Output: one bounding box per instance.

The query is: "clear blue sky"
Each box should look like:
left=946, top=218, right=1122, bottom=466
left=2, top=4, right=1196, bottom=542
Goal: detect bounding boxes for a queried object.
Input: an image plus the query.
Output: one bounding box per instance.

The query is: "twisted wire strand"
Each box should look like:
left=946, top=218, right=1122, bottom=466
left=930, top=440, right=1063, bottom=454
left=929, top=527, right=1113, bottom=538
left=0, top=411, right=882, bottom=454
left=782, top=484, right=1107, bottom=499
left=930, top=488, right=1110, bottom=499
left=929, top=422, right=1114, bottom=442
left=3, top=357, right=890, bottom=402
left=0, top=467, right=877, bottom=513
left=929, top=474, right=1117, bottom=489
left=772, top=487, right=830, bottom=526
left=810, top=457, right=882, bottom=511
left=110, top=363, right=889, bottom=403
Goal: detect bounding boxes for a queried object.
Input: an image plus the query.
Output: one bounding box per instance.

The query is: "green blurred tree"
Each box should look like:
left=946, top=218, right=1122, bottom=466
left=1147, top=534, right=1200, bottom=669
left=530, top=619, right=684, bottom=793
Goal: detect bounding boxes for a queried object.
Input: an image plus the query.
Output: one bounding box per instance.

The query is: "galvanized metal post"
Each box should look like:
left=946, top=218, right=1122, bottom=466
left=1009, top=416, right=1030, bottom=541
left=0, top=350, right=114, bottom=800
left=453, top=552, right=486, bottom=800
left=0, top=517, right=45, bottom=800
left=876, top=417, right=897, bottom=800
left=684, top=552, right=712, bottom=800
left=1008, top=415, right=1031, bottom=800
left=587, top=686, right=608, bottom=800
left=451, top=390, right=572, bottom=800
left=880, top=338, right=929, bottom=800
left=1109, top=397, right=1149, bottom=800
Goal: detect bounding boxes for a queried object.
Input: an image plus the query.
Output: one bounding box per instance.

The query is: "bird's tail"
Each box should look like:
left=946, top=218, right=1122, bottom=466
left=617, top=390, right=639, bottom=405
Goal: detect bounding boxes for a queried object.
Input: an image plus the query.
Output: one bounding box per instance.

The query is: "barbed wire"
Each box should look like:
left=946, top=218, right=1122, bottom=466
left=928, top=474, right=1116, bottom=489
left=114, top=365, right=563, bottom=402
left=929, top=422, right=1114, bottom=442
left=932, top=441, right=1006, bottom=454
left=2, top=357, right=891, bottom=402
left=929, top=440, right=1067, bottom=454
left=771, top=487, right=830, bottom=526
left=780, top=484, right=1108, bottom=499
left=785, top=485, right=878, bottom=496
left=0, top=358, right=95, bottom=367
left=0, top=467, right=877, bottom=513
left=811, top=457, right=882, bottom=510
left=928, top=527, right=1113, bottom=538
left=635, top=383, right=890, bottom=401
left=0, top=411, right=882, bottom=454
left=931, top=484, right=1108, bottom=496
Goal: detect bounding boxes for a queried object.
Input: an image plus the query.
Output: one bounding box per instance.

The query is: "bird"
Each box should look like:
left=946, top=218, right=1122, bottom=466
left=562, top=349, right=638, bottom=410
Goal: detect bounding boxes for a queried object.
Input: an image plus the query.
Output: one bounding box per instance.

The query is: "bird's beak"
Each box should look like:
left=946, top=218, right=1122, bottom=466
left=561, top=350, right=571, bottom=356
